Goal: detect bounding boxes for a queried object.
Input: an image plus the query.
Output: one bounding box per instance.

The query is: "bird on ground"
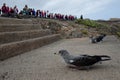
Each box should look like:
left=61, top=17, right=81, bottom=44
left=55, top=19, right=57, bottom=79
left=90, top=34, right=106, bottom=43
left=54, top=50, right=111, bottom=69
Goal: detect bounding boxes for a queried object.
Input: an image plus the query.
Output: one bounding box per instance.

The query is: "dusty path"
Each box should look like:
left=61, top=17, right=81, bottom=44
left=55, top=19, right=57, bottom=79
left=0, top=35, right=120, bottom=80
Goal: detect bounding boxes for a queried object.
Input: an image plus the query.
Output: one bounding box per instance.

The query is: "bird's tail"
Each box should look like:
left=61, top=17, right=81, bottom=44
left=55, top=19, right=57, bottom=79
left=99, top=55, right=111, bottom=61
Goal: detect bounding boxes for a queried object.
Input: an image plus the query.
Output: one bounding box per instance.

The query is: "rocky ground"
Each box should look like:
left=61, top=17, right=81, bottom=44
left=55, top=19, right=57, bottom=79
left=0, top=35, right=120, bottom=80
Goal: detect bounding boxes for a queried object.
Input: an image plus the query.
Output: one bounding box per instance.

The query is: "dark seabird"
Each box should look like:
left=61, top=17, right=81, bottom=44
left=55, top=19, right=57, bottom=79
left=90, top=34, right=106, bottom=43
left=55, top=50, right=111, bottom=69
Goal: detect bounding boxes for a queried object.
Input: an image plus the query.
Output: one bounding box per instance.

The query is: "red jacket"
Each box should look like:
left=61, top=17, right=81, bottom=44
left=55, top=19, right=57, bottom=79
left=2, top=5, right=7, bottom=13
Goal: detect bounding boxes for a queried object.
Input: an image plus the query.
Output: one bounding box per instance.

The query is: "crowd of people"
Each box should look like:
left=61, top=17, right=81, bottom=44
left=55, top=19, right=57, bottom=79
left=0, top=3, right=18, bottom=17
left=0, top=3, right=77, bottom=20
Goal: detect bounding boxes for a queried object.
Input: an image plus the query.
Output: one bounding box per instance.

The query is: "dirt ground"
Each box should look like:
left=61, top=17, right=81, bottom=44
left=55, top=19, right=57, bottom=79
left=0, top=35, right=120, bottom=80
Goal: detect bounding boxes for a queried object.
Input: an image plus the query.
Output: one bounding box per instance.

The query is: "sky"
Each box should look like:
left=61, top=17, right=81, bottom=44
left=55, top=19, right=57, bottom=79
left=0, top=0, right=120, bottom=20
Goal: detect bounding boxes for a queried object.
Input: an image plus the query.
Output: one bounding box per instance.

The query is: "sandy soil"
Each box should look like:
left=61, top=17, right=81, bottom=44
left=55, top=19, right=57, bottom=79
left=0, top=35, right=120, bottom=80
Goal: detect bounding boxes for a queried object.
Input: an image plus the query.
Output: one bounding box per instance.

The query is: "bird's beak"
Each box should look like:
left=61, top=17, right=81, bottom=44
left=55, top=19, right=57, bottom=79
left=54, top=52, right=59, bottom=55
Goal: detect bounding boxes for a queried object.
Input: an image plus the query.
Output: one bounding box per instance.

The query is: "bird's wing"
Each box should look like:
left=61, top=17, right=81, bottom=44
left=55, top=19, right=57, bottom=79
left=69, top=56, right=94, bottom=66
left=79, top=54, right=91, bottom=57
